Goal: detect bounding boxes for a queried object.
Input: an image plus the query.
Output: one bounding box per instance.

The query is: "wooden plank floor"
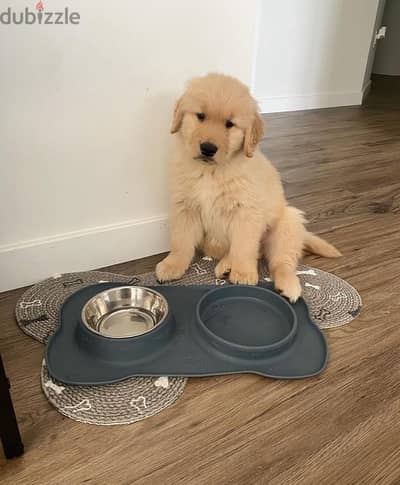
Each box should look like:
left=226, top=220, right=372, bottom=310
left=1, top=78, right=400, bottom=484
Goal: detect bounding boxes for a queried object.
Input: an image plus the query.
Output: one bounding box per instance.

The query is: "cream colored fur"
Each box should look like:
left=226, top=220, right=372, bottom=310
left=156, top=73, right=341, bottom=302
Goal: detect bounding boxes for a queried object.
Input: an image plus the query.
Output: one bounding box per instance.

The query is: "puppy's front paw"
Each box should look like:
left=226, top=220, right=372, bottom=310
left=274, top=272, right=302, bottom=303
left=156, top=255, right=188, bottom=282
left=229, top=263, right=259, bottom=286
left=215, top=256, right=231, bottom=278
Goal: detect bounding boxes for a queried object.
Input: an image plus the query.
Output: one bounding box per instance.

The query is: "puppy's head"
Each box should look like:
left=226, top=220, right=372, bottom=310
left=171, top=73, right=264, bottom=164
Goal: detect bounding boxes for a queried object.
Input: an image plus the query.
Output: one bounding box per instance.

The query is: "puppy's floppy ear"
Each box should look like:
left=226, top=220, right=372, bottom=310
left=244, top=112, right=264, bottom=157
left=170, top=95, right=185, bottom=134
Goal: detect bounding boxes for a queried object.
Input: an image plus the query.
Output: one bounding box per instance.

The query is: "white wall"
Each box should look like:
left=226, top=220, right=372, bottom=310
left=0, top=0, right=258, bottom=291
left=254, top=0, right=380, bottom=113
left=373, top=0, right=400, bottom=76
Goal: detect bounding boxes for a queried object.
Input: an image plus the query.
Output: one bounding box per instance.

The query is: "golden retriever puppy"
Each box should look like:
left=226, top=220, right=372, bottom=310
left=156, top=73, right=340, bottom=302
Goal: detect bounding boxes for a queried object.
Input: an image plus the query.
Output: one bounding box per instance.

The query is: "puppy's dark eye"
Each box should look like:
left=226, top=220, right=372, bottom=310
left=225, top=120, right=234, bottom=129
left=196, top=112, right=205, bottom=121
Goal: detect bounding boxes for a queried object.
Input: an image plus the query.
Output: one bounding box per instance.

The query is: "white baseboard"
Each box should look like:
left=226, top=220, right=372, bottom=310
left=257, top=90, right=364, bottom=113
left=0, top=216, right=169, bottom=292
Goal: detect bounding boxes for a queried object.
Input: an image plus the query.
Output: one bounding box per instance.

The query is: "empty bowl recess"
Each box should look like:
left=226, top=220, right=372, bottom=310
left=81, top=286, right=168, bottom=338
left=196, top=286, right=297, bottom=354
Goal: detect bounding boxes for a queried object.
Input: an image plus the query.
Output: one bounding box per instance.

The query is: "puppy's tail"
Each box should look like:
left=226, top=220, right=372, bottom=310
left=304, top=232, right=342, bottom=258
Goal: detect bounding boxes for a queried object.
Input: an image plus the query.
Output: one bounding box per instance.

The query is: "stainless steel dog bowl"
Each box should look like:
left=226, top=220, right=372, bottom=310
left=81, top=286, right=168, bottom=338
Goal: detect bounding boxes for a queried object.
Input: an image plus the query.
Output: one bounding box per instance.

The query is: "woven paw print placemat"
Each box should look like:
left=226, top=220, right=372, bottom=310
left=15, top=260, right=361, bottom=425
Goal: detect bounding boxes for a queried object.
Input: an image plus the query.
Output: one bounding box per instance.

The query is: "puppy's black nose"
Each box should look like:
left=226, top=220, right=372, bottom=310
left=200, top=142, right=218, bottom=157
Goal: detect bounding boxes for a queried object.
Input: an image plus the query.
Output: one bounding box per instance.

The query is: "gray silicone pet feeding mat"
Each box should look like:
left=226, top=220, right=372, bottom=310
left=47, top=283, right=328, bottom=383
left=15, top=258, right=362, bottom=425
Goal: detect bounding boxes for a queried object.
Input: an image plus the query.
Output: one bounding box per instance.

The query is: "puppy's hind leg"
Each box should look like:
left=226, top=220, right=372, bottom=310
left=264, top=206, right=306, bottom=303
